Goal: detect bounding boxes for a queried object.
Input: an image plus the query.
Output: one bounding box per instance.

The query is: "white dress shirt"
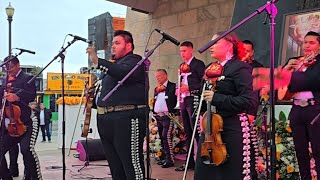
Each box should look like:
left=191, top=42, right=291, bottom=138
left=154, top=81, right=169, bottom=113
left=294, top=66, right=314, bottom=100
left=40, top=109, right=45, bottom=125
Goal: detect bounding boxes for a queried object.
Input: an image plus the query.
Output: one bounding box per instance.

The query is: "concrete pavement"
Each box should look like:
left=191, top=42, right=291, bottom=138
left=9, top=121, right=194, bottom=180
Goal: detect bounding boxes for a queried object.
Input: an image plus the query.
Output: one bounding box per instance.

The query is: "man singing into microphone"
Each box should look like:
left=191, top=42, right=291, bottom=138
left=87, top=30, right=146, bottom=179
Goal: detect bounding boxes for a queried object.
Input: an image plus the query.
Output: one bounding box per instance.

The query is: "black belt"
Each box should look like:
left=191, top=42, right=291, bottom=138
left=183, top=90, right=200, bottom=97
left=293, top=98, right=318, bottom=107
left=97, top=105, right=146, bottom=115
left=189, top=90, right=200, bottom=96
left=154, top=112, right=169, bottom=117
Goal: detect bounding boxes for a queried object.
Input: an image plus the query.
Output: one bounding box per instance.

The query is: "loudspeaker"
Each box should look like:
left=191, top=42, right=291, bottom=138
left=76, top=139, right=106, bottom=161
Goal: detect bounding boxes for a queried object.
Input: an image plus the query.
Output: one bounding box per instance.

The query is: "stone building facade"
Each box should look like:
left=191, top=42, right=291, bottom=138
left=124, top=0, right=236, bottom=91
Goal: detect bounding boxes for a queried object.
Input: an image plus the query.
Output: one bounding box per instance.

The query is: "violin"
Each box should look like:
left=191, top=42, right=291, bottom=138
left=5, top=83, right=27, bottom=137
left=201, top=62, right=227, bottom=166
left=278, top=52, right=317, bottom=100
left=81, top=76, right=94, bottom=137
left=296, top=51, right=317, bottom=70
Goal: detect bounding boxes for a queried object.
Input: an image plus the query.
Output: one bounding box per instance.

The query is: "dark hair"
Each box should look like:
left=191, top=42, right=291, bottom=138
left=216, top=32, right=240, bottom=56
left=305, top=31, right=320, bottom=43
left=242, top=40, right=254, bottom=50
left=180, top=41, right=193, bottom=48
left=30, top=102, right=37, bottom=106
left=4, top=56, right=20, bottom=65
left=156, top=69, right=167, bottom=75
left=114, top=30, right=135, bottom=50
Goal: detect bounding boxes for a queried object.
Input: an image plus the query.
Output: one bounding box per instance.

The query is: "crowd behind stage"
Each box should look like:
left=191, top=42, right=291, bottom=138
left=0, top=29, right=319, bottom=180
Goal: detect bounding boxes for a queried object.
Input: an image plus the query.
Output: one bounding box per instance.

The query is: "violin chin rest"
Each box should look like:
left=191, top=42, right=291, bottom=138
left=201, top=156, right=214, bottom=165
left=201, top=155, right=226, bottom=166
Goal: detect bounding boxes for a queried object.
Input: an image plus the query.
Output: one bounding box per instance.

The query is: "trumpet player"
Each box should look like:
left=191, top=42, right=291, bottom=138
left=152, top=69, right=177, bottom=168
left=175, top=41, right=205, bottom=171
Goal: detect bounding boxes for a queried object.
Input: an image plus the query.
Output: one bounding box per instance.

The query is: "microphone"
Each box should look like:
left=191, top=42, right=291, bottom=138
left=13, top=48, right=35, bottom=54
left=68, top=34, right=92, bottom=44
left=155, top=29, right=180, bottom=46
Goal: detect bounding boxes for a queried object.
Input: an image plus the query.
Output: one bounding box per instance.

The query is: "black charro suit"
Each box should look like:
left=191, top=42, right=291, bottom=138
left=194, top=58, right=258, bottom=180
left=0, top=70, right=42, bottom=180
left=248, top=59, right=263, bottom=180
left=153, top=81, right=177, bottom=114
left=179, top=57, right=205, bottom=169
left=287, top=54, right=320, bottom=180
left=184, top=57, right=205, bottom=92
left=153, top=81, right=177, bottom=165
left=94, top=52, right=146, bottom=179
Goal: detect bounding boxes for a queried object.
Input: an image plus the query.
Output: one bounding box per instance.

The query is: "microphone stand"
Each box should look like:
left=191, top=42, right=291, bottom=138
left=27, top=38, right=78, bottom=180
left=267, top=2, right=277, bottom=179
left=311, top=112, right=320, bottom=125
left=101, top=37, right=166, bottom=180
left=253, top=99, right=270, bottom=179
left=262, top=102, right=270, bottom=180
left=197, top=1, right=279, bottom=179
left=143, top=58, right=159, bottom=180
left=71, top=74, right=108, bottom=172
left=71, top=130, right=109, bottom=172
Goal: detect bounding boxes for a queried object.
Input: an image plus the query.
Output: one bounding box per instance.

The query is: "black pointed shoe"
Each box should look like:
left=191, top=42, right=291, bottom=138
left=161, top=161, right=174, bottom=168
left=174, top=164, right=194, bottom=171
left=157, top=160, right=166, bottom=165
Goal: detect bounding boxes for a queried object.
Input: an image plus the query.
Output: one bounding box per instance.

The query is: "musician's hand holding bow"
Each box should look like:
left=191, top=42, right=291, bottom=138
left=180, top=83, right=189, bottom=93
left=252, top=67, right=292, bottom=95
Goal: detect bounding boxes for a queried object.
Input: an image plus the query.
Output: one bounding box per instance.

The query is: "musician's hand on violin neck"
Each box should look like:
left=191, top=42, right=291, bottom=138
left=203, top=90, right=214, bottom=103
left=4, top=93, right=20, bottom=102
left=284, top=59, right=299, bottom=71
left=180, top=83, right=189, bottom=93
left=86, top=42, right=98, bottom=65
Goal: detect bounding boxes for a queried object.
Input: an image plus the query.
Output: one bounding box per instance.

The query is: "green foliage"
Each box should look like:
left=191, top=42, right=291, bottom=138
left=255, top=111, right=300, bottom=180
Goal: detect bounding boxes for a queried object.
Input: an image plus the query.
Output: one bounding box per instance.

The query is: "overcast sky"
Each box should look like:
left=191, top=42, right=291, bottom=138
left=0, top=0, right=127, bottom=78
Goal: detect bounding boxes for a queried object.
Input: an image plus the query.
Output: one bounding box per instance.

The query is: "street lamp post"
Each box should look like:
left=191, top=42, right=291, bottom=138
left=6, top=3, right=15, bottom=57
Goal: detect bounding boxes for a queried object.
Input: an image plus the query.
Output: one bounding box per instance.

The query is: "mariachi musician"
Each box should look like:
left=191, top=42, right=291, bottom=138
left=87, top=30, right=146, bottom=179
left=194, top=32, right=258, bottom=180
left=0, top=56, right=42, bottom=180
left=253, top=31, right=320, bottom=180
left=176, top=41, right=205, bottom=171
left=152, top=69, right=177, bottom=168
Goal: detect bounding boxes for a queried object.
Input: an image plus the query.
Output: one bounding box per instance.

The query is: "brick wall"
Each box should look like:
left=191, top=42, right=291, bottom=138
left=124, top=0, right=236, bottom=93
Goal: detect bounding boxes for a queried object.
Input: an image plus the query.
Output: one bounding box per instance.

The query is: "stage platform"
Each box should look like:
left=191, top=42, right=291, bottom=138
left=9, top=121, right=194, bottom=180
